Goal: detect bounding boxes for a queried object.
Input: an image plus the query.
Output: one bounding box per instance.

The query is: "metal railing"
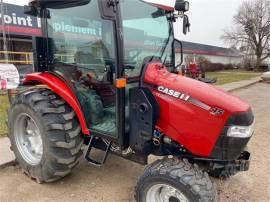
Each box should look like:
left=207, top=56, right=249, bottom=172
left=0, top=51, right=33, bottom=64
left=0, top=52, right=78, bottom=64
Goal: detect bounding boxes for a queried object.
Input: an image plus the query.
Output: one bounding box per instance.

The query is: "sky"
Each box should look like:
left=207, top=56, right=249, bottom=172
left=3, top=0, right=246, bottom=47
left=175, top=0, right=246, bottom=47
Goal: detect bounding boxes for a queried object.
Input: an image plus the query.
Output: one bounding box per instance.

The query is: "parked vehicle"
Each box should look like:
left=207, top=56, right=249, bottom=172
left=182, top=63, right=217, bottom=83
left=8, top=0, right=254, bottom=201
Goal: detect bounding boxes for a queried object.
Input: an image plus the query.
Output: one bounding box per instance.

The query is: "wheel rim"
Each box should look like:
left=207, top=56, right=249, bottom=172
left=146, top=184, right=189, bottom=202
left=14, top=113, right=43, bottom=166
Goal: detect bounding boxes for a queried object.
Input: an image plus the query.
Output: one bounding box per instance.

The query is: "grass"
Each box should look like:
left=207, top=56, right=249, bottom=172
left=0, top=94, right=9, bottom=137
left=206, top=70, right=261, bottom=85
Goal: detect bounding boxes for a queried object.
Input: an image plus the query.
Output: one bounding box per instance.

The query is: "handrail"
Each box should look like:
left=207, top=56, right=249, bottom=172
left=0, top=51, right=84, bottom=65
left=0, top=51, right=33, bottom=55
left=0, top=60, right=32, bottom=64
left=0, top=51, right=33, bottom=65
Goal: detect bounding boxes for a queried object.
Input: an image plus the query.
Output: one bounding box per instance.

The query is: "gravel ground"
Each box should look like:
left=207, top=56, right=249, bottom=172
left=0, top=83, right=269, bottom=202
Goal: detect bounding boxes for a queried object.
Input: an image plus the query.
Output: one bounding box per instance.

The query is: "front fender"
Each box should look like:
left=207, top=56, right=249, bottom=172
left=23, top=72, right=89, bottom=135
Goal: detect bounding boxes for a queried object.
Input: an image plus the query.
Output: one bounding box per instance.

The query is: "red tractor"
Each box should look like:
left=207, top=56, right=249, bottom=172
left=181, top=63, right=217, bottom=83
left=8, top=0, right=254, bottom=201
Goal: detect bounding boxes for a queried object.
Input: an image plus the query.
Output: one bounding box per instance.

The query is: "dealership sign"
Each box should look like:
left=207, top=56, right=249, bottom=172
left=0, top=64, right=19, bottom=90
left=52, top=20, right=101, bottom=36
left=0, top=3, right=101, bottom=37
left=0, top=3, right=42, bottom=36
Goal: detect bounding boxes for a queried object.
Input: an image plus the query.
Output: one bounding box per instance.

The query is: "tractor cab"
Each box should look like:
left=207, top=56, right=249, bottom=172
left=25, top=0, right=189, bottom=144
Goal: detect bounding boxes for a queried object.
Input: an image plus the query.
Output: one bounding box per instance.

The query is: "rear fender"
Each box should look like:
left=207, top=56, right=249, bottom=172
left=23, top=72, right=90, bottom=135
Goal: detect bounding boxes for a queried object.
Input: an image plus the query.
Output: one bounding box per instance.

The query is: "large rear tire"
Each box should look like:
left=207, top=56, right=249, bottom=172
left=135, top=157, right=218, bottom=202
left=8, top=88, right=83, bottom=183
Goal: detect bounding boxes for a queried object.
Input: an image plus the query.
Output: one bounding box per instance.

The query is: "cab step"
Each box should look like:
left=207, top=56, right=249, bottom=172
left=84, top=136, right=112, bottom=166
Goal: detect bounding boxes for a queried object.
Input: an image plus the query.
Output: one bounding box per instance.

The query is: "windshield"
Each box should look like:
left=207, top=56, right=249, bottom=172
left=46, top=0, right=116, bottom=80
left=45, top=0, right=173, bottom=79
left=121, top=0, right=174, bottom=77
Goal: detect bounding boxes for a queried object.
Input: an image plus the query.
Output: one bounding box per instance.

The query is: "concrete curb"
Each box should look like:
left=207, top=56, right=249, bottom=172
left=0, top=137, right=15, bottom=168
left=226, top=80, right=260, bottom=92
left=0, top=160, right=16, bottom=169
left=218, top=77, right=261, bottom=92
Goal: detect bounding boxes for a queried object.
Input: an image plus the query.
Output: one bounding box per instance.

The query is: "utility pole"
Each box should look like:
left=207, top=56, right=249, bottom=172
left=0, top=0, right=8, bottom=62
left=0, top=0, right=12, bottom=102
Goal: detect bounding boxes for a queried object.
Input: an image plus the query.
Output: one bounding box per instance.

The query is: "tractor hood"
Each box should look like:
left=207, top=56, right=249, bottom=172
left=143, top=63, right=252, bottom=157
left=144, top=63, right=250, bottom=114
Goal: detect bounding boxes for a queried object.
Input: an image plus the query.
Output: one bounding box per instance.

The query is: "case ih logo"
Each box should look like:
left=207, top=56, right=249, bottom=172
left=157, top=86, right=224, bottom=116
left=157, top=86, right=190, bottom=101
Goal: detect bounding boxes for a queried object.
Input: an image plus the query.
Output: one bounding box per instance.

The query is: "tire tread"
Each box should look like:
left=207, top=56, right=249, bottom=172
left=135, top=157, right=218, bottom=202
left=8, top=88, right=84, bottom=183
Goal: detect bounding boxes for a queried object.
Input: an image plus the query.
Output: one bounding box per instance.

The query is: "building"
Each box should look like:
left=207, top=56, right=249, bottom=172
left=181, top=41, right=243, bottom=65
left=0, top=3, right=42, bottom=78
left=0, top=2, right=243, bottom=76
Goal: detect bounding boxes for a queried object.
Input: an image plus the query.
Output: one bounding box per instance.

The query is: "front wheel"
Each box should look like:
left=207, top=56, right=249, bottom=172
left=135, top=158, right=218, bottom=202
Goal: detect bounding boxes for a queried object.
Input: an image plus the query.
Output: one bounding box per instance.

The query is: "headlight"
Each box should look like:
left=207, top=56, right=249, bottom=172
left=227, top=122, right=255, bottom=138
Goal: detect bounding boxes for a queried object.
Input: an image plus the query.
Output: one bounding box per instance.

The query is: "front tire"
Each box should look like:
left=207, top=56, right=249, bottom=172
left=135, top=158, right=218, bottom=202
left=8, top=88, right=83, bottom=183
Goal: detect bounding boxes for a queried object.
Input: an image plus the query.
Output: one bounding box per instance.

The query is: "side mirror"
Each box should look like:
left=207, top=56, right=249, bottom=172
left=173, top=39, right=183, bottom=71
left=183, top=15, right=190, bottom=35
left=175, top=0, right=189, bottom=12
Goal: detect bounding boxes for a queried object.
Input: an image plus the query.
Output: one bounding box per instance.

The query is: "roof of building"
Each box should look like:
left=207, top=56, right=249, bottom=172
left=181, top=41, right=243, bottom=58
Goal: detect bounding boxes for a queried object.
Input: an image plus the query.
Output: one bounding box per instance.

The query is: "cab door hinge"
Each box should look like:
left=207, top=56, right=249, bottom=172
left=107, top=0, right=119, bottom=12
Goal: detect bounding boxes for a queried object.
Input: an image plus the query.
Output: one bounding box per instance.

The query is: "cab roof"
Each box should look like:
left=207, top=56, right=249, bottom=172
left=141, top=0, right=176, bottom=11
left=29, top=0, right=176, bottom=11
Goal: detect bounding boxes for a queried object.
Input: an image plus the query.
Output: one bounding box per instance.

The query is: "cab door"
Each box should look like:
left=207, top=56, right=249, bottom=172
left=45, top=0, right=125, bottom=143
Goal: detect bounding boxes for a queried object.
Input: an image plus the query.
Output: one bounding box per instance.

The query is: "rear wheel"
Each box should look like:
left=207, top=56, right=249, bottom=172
left=8, top=88, right=83, bottom=183
left=135, top=157, right=218, bottom=202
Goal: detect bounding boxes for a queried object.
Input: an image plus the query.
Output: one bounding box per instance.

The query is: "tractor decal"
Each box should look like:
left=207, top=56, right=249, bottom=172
left=188, top=97, right=212, bottom=111
left=157, top=85, right=224, bottom=115
left=209, top=107, right=225, bottom=116
left=157, top=86, right=190, bottom=101
left=189, top=98, right=225, bottom=116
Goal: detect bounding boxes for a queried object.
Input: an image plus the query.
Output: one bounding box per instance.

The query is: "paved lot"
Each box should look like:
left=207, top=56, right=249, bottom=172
left=0, top=83, right=269, bottom=202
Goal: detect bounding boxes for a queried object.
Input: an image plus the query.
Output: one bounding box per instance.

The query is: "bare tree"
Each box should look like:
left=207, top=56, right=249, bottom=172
left=223, top=0, right=270, bottom=70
